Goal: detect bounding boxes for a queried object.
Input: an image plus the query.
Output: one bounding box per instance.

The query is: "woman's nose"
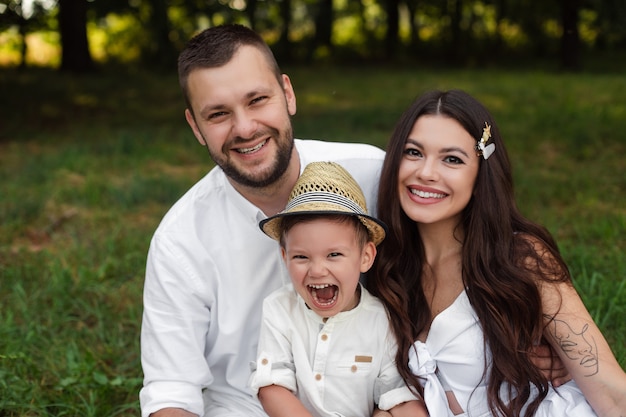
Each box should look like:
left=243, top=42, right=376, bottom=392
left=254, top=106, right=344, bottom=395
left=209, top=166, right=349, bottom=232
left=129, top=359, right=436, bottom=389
left=417, top=158, right=438, bottom=181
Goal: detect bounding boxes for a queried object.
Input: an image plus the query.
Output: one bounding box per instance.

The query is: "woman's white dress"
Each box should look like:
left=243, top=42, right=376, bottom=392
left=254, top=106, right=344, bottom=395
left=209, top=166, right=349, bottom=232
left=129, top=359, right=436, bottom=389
left=408, top=291, right=597, bottom=416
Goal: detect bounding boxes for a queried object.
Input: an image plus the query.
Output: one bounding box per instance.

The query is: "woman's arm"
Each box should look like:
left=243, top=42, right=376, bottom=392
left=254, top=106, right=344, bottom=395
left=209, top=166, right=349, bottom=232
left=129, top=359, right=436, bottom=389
left=372, top=407, right=393, bottom=417
left=541, top=279, right=626, bottom=416
left=258, top=385, right=315, bottom=417
left=388, top=400, right=429, bottom=417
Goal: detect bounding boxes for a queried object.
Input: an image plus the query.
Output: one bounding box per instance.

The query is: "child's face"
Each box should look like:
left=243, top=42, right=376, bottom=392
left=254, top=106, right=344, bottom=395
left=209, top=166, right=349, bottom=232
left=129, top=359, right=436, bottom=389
left=281, top=218, right=376, bottom=318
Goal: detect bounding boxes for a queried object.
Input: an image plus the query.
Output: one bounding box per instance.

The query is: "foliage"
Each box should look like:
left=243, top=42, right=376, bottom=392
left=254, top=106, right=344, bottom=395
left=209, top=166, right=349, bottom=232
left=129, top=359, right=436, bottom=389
left=1, top=0, right=626, bottom=68
left=0, top=66, right=624, bottom=415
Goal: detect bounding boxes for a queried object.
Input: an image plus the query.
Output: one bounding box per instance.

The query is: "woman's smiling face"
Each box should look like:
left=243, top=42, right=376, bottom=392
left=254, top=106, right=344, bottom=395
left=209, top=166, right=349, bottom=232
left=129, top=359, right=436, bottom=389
left=398, top=115, right=480, bottom=227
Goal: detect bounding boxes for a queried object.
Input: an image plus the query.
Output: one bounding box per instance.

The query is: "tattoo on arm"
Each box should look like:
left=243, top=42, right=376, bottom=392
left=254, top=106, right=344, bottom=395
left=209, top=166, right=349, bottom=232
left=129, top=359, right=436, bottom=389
left=544, top=316, right=599, bottom=377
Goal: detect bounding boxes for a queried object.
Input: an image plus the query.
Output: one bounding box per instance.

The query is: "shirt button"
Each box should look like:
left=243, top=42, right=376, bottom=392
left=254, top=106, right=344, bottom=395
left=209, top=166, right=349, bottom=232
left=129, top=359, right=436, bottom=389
left=351, top=365, right=358, bottom=373
left=315, top=374, right=322, bottom=381
left=321, top=334, right=328, bottom=341
left=261, top=358, right=268, bottom=365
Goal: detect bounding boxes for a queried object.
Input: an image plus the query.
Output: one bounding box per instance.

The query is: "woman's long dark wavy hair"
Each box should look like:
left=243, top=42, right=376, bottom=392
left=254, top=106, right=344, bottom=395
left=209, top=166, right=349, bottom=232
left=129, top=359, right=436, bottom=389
left=367, top=90, right=571, bottom=416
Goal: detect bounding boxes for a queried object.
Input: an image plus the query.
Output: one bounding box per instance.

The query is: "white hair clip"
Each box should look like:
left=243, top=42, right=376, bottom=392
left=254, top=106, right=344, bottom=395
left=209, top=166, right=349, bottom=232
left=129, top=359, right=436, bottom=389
left=475, top=123, right=495, bottom=160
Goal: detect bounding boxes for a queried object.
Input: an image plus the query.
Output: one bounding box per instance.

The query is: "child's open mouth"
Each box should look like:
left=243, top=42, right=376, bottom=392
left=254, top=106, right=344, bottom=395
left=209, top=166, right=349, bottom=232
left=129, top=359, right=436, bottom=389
left=308, top=284, right=338, bottom=307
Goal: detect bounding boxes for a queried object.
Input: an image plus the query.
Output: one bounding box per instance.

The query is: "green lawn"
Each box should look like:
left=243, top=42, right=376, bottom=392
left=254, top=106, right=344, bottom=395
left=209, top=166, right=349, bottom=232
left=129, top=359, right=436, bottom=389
left=0, top=66, right=624, bottom=416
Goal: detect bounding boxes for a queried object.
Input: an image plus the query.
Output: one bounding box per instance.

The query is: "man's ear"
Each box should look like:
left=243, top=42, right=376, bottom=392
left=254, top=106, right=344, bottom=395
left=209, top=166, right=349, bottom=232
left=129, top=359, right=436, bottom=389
left=185, top=108, right=207, bottom=146
left=281, top=74, right=297, bottom=116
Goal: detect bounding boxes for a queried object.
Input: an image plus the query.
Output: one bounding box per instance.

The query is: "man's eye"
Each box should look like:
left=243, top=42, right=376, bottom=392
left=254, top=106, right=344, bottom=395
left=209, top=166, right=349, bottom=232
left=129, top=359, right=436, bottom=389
left=208, top=111, right=227, bottom=120
left=250, top=96, right=268, bottom=105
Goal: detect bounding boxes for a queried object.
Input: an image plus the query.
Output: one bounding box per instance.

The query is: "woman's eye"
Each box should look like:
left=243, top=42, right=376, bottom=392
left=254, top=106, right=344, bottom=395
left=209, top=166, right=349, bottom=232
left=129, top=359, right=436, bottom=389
left=444, top=155, right=464, bottom=164
left=404, top=148, right=422, bottom=158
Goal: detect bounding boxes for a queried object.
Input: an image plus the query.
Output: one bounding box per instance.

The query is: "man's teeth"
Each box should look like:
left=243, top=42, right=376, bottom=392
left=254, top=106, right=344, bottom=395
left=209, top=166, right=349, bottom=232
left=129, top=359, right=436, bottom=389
left=237, top=140, right=266, bottom=154
left=410, top=189, right=446, bottom=199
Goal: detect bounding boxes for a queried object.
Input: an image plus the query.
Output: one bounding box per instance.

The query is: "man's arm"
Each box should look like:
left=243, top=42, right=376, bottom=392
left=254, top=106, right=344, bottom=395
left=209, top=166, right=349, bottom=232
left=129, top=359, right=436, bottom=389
left=140, top=235, right=212, bottom=416
left=529, top=342, right=571, bottom=386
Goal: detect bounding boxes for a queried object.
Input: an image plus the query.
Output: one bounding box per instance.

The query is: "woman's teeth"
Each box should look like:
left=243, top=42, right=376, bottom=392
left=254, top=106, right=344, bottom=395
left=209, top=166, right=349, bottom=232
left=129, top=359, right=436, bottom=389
left=410, top=189, right=446, bottom=199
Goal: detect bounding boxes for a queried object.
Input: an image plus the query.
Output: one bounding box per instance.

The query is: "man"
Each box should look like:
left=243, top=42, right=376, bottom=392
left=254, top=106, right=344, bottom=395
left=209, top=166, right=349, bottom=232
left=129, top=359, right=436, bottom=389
left=139, top=24, right=385, bottom=417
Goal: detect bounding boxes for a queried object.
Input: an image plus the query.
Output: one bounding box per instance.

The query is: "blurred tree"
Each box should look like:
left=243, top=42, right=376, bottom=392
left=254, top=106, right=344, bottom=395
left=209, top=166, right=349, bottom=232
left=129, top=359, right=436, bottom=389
left=560, top=0, right=580, bottom=70
left=0, top=0, right=49, bottom=68
left=89, top=0, right=179, bottom=68
left=1, top=0, right=625, bottom=69
left=308, top=0, right=334, bottom=60
left=590, top=0, right=626, bottom=50
left=145, top=0, right=178, bottom=68
left=492, top=0, right=507, bottom=56
left=246, top=0, right=259, bottom=29
left=405, top=0, right=421, bottom=51
left=58, top=0, right=94, bottom=72
left=512, top=0, right=559, bottom=57
left=448, top=0, right=464, bottom=63
left=274, top=0, right=294, bottom=62
left=383, top=0, right=400, bottom=59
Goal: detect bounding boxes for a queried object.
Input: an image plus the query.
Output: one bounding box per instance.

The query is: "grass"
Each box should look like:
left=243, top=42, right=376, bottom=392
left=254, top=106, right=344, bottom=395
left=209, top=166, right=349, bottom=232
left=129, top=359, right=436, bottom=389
left=0, top=65, right=624, bottom=415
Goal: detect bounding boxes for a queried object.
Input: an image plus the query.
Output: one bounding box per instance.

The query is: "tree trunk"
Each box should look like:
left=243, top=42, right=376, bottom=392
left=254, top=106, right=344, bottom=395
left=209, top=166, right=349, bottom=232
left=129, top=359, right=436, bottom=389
left=146, top=0, right=178, bottom=69
left=405, top=0, right=420, bottom=51
left=315, top=0, right=333, bottom=47
left=384, top=0, right=400, bottom=59
left=448, top=0, right=463, bottom=64
left=560, top=0, right=580, bottom=70
left=493, top=0, right=506, bottom=57
left=19, top=17, right=27, bottom=69
left=58, top=0, right=94, bottom=73
left=246, top=0, right=259, bottom=30
left=275, top=0, right=293, bottom=62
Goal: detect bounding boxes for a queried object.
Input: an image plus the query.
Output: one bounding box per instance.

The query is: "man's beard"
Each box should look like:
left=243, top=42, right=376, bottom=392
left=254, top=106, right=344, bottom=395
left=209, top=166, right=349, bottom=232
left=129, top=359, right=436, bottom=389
left=206, top=126, right=295, bottom=189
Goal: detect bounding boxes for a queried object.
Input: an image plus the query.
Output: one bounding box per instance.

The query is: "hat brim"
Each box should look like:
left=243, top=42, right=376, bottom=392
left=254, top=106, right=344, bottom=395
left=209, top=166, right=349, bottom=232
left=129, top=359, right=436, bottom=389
left=260, top=208, right=387, bottom=246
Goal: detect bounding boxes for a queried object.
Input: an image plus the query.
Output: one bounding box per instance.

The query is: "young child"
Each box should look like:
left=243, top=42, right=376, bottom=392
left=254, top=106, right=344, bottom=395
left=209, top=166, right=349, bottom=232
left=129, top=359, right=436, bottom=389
left=249, top=162, right=428, bottom=417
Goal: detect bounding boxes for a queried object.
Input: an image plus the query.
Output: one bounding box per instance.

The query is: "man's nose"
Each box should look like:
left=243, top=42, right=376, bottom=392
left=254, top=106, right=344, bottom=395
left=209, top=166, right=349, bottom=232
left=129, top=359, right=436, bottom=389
left=231, top=110, right=258, bottom=139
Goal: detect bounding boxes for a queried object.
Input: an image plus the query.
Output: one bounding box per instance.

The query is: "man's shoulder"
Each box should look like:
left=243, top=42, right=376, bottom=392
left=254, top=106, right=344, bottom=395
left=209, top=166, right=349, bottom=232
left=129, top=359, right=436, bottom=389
left=153, top=167, right=227, bottom=232
left=262, top=284, right=300, bottom=315
left=295, top=139, right=385, bottom=161
left=265, top=284, right=296, bottom=303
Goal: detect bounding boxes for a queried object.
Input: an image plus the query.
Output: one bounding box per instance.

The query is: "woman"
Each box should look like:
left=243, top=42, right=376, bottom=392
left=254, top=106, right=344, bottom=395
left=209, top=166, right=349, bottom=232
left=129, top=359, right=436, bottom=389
left=368, top=90, right=626, bottom=416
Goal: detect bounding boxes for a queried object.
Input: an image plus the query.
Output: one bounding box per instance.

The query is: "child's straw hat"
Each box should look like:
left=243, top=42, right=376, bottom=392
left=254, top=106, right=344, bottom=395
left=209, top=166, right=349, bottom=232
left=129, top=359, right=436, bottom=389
left=259, top=161, right=387, bottom=246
